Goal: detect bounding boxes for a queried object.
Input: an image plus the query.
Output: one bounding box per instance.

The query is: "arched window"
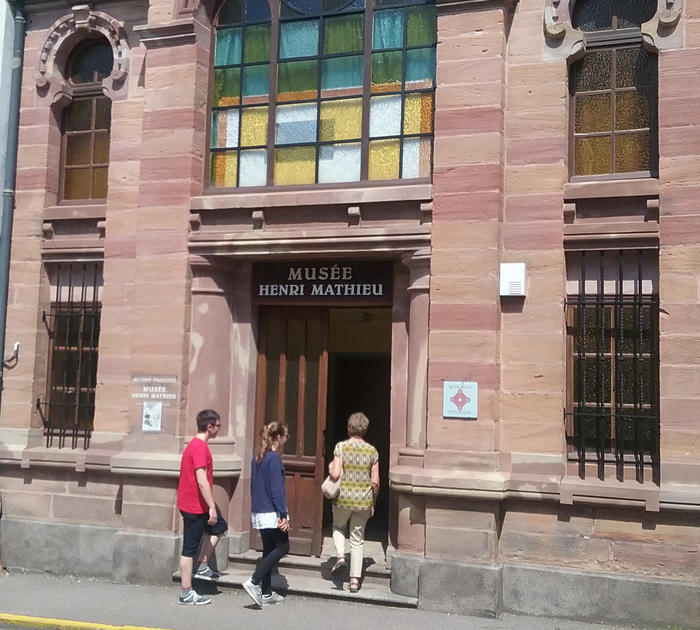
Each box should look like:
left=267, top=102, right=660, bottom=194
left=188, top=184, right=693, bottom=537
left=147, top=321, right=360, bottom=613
left=61, top=38, right=114, bottom=201
left=569, top=0, right=658, bottom=179
left=210, top=0, right=436, bottom=187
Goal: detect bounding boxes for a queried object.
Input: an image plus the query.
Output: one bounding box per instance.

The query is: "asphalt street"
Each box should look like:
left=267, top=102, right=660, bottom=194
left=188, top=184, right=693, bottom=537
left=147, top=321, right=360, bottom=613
left=0, top=572, right=660, bottom=630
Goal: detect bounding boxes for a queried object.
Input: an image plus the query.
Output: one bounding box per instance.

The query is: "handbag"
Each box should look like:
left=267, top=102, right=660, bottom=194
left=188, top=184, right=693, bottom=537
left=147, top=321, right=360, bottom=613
left=321, top=474, right=341, bottom=500
left=322, top=443, right=343, bottom=499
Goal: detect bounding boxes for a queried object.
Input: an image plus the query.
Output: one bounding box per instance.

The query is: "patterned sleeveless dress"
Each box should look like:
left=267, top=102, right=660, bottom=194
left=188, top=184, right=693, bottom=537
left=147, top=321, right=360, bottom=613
left=334, top=439, right=379, bottom=511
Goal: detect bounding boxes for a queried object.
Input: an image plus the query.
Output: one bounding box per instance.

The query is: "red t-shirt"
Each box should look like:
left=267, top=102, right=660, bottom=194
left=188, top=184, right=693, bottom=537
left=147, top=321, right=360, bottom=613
left=177, top=437, right=213, bottom=514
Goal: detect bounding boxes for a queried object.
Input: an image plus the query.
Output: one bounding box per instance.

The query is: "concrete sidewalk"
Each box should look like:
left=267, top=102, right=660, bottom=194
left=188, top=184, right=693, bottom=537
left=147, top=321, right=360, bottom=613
left=0, top=571, right=654, bottom=630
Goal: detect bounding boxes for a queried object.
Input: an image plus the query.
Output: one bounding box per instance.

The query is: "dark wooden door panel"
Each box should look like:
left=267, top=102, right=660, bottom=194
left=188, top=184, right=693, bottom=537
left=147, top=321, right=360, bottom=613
left=253, top=308, right=328, bottom=556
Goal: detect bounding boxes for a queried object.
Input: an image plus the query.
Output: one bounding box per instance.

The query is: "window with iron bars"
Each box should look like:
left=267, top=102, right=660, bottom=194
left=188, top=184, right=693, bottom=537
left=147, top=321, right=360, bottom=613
left=37, top=263, right=101, bottom=449
left=565, top=249, right=659, bottom=483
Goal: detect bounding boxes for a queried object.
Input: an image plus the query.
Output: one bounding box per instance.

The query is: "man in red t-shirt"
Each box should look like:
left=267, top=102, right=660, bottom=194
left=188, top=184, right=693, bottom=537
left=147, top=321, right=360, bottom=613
left=177, top=409, right=228, bottom=605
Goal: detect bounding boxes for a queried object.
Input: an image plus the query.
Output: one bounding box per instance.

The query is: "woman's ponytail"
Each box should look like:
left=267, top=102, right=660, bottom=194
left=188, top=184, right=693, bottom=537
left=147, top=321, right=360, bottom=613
left=255, top=421, right=288, bottom=462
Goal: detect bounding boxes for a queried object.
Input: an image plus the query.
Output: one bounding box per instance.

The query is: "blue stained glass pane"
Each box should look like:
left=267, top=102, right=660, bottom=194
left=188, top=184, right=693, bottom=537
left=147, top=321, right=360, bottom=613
left=276, top=103, right=318, bottom=144
left=321, top=55, right=363, bottom=90
left=406, top=48, right=435, bottom=84
left=246, top=0, right=272, bottom=23
left=216, top=28, right=242, bottom=66
left=243, top=64, right=270, bottom=96
left=218, top=0, right=244, bottom=25
left=280, top=20, right=319, bottom=58
left=373, top=10, right=404, bottom=49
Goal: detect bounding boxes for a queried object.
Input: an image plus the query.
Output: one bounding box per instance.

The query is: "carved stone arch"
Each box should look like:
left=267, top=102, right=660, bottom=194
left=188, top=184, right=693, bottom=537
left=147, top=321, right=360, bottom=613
left=543, top=0, right=683, bottom=60
left=35, top=4, right=130, bottom=106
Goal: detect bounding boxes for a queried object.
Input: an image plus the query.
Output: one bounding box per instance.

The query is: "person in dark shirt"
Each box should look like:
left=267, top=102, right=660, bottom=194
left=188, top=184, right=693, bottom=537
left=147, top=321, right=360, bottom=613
left=242, top=421, right=290, bottom=606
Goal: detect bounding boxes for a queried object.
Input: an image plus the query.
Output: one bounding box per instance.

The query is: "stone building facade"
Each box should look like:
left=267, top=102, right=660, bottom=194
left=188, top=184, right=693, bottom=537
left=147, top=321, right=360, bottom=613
left=1, top=0, right=700, bottom=625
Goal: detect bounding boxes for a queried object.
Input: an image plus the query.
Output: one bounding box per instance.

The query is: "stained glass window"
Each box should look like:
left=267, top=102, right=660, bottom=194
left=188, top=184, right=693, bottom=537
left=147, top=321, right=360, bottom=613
left=211, top=0, right=436, bottom=187
left=61, top=39, right=114, bottom=201
left=569, top=0, right=657, bottom=179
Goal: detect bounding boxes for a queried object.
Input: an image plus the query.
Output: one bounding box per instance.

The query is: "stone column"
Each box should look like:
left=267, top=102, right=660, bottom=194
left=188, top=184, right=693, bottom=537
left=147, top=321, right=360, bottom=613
left=402, top=249, right=431, bottom=449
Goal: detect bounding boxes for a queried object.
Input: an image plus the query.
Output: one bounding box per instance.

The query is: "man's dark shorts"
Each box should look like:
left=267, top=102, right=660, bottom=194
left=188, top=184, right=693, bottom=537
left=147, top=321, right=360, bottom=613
left=180, top=506, right=228, bottom=557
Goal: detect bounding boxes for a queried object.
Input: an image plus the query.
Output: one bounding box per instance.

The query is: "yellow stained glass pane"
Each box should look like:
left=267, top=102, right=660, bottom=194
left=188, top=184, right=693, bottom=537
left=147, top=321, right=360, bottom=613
left=211, top=152, right=238, bottom=187
left=615, top=132, right=650, bottom=173
left=319, top=99, right=362, bottom=142
left=274, top=146, right=316, bottom=185
left=403, top=92, right=433, bottom=134
left=65, top=134, right=91, bottom=166
left=574, top=136, right=611, bottom=176
left=615, top=91, right=652, bottom=131
left=241, top=107, right=268, bottom=147
left=92, top=167, right=108, bottom=199
left=368, top=138, right=400, bottom=180
left=575, top=94, right=612, bottom=133
left=63, top=168, right=90, bottom=200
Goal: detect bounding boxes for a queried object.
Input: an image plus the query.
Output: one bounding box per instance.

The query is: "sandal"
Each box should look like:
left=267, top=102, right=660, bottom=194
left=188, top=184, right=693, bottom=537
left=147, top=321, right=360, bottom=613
left=348, top=578, right=359, bottom=593
left=331, top=557, right=346, bottom=574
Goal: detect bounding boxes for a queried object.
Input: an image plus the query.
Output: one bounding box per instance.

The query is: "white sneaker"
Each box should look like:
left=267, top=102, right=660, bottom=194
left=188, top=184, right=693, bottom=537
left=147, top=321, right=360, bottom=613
left=242, top=577, right=263, bottom=606
left=261, top=591, right=285, bottom=605
left=178, top=589, right=212, bottom=605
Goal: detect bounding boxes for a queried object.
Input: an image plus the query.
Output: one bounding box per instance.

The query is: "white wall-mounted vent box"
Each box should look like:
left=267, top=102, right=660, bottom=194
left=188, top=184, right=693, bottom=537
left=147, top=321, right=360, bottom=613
left=500, top=262, right=527, bottom=297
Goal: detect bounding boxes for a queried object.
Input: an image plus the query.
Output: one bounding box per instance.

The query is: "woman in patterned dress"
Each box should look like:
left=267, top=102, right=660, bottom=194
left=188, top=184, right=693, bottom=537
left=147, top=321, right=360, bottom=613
left=328, top=412, right=380, bottom=593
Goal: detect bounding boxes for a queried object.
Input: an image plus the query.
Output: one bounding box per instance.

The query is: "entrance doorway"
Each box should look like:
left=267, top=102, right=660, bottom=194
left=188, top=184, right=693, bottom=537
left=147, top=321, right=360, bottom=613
left=253, top=307, right=392, bottom=556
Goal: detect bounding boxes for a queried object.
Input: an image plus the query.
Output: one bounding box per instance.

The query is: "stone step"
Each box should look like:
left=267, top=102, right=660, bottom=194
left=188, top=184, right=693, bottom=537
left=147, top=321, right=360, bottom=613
left=174, top=545, right=416, bottom=609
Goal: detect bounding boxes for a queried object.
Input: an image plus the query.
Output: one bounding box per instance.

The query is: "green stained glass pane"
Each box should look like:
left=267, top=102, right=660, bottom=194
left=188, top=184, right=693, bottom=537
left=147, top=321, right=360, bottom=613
left=321, top=55, right=363, bottom=91
left=243, top=64, right=270, bottom=97
left=407, top=4, right=436, bottom=46
left=214, top=67, right=241, bottom=106
left=575, top=94, right=612, bottom=133
left=405, top=48, right=435, bottom=85
left=574, top=136, right=612, bottom=176
left=65, top=135, right=91, bottom=166
left=216, top=27, right=242, bottom=66
left=218, top=0, right=244, bottom=25
left=373, top=10, right=404, bottom=50
left=66, top=100, right=92, bottom=132
left=615, top=91, right=652, bottom=131
left=280, top=20, right=319, bottom=58
left=244, top=24, right=271, bottom=62
left=615, top=132, right=650, bottom=173
left=372, top=50, right=402, bottom=92
left=323, top=14, right=364, bottom=54
left=277, top=59, right=319, bottom=99
left=616, top=47, right=654, bottom=89
left=572, top=51, right=611, bottom=93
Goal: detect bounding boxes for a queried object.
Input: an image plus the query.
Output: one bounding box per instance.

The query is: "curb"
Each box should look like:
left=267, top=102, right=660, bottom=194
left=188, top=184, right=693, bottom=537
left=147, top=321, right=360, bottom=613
left=0, top=614, right=174, bottom=630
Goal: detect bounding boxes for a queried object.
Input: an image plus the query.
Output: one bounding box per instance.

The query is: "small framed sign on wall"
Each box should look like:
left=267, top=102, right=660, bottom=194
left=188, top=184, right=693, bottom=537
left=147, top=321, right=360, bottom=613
left=442, top=381, right=478, bottom=419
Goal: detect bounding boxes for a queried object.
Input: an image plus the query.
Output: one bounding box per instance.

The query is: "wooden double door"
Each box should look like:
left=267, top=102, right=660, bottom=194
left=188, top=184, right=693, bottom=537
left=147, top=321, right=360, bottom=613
left=253, top=308, right=329, bottom=556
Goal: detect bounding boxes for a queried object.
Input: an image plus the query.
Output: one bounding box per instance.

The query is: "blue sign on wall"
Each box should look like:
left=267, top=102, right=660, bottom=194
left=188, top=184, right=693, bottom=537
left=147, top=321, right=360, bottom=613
left=442, top=381, right=478, bottom=419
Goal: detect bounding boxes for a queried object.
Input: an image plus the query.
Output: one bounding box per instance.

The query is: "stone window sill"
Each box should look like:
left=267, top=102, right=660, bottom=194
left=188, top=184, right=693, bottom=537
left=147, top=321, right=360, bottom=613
left=564, top=178, right=659, bottom=201
left=192, top=182, right=433, bottom=211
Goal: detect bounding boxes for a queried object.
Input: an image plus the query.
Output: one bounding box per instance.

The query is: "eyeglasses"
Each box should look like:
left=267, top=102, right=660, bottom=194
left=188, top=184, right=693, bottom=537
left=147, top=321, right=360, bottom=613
left=213, top=423, right=221, bottom=428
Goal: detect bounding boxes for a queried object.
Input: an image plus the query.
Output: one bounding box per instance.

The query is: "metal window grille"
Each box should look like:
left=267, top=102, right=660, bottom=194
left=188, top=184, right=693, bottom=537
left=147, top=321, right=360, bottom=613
left=565, top=249, right=659, bottom=482
left=37, top=263, right=101, bottom=449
